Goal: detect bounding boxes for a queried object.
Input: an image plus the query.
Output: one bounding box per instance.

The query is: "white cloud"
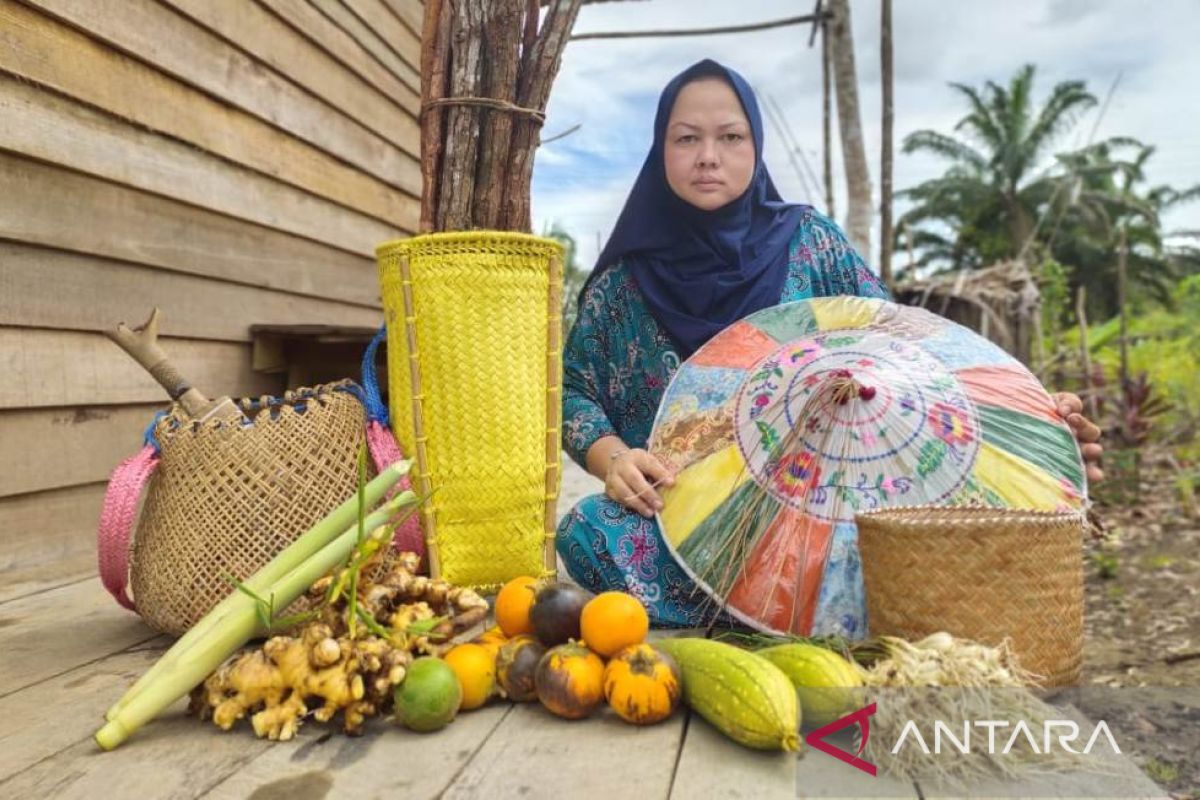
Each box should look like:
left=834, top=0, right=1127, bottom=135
left=532, top=0, right=1200, bottom=269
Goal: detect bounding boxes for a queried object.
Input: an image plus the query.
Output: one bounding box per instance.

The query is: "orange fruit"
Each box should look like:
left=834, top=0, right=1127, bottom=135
left=495, top=575, right=539, bottom=637
left=442, top=643, right=497, bottom=711
left=473, top=625, right=508, bottom=657
left=580, top=591, right=650, bottom=657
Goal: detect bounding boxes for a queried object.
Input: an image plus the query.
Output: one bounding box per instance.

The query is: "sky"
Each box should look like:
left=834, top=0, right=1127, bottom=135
left=530, top=0, right=1200, bottom=273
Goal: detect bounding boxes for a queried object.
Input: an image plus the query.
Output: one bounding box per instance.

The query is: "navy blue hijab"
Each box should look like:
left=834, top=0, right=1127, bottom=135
left=591, top=59, right=811, bottom=357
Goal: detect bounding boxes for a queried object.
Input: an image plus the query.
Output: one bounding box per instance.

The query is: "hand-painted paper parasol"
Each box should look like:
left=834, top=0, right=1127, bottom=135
left=648, top=297, right=1086, bottom=640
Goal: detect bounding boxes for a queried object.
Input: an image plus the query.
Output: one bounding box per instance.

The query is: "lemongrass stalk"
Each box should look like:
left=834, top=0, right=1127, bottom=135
left=106, top=479, right=411, bottom=724
left=95, top=491, right=415, bottom=751
left=105, top=460, right=411, bottom=721
left=348, top=447, right=369, bottom=639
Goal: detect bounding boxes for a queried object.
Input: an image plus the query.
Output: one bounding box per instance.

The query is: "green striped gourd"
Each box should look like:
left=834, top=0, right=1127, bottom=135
left=656, top=638, right=799, bottom=751
left=757, top=643, right=864, bottom=729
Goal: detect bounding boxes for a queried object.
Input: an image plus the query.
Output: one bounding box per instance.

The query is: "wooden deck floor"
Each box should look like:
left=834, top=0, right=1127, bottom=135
left=0, top=564, right=1168, bottom=800
left=0, top=461, right=1170, bottom=798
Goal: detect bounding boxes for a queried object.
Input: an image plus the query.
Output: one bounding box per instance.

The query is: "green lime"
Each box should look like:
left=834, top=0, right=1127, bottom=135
left=394, top=657, right=463, bottom=733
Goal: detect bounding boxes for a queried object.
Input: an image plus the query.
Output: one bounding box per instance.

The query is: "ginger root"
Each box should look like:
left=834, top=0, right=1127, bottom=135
left=190, top=548, right=487, bottom=740
left=361, top=552, right=490, bottom=654
left=189, top=622, right=409, bottom=740
left=312, top=550, right=490, bottom=656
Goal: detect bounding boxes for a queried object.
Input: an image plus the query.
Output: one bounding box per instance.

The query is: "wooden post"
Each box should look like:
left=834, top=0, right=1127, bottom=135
left=472, top=0, right=524, bottom=228
left=420, top=0, right=452, bottom=233
left=502, top=0, right=582, bottom=231
left=1076, top=286, right=1100, bottom=423
left=438, top=0, right=487, bottom=231
left=879, top=0, right=894, bottom=287
left=420, top=0, right=580, bottom=232
left=570, top=12, right=829, bottom=41
left=544, top=253, right=564, bottom=576
left=821, top=16, right=834, bottom=219
left=1117, top=225, right=1130, bottom=388
left=523, top=0, right=539, bottom=53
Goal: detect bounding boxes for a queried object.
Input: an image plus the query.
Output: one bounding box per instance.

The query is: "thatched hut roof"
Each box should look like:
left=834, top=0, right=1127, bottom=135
left=893, top=261, right=1041, bottom=365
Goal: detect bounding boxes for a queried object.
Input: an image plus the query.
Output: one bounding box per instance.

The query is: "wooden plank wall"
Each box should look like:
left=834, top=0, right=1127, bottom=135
left=0, top=0, right=422, bottom=575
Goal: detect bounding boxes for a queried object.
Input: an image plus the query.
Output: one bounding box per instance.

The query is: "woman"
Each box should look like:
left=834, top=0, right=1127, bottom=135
left=556, top=59, right=1102, bottom=631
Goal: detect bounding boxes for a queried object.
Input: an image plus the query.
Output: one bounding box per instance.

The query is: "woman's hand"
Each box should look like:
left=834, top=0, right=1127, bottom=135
left=1052, top=392, right=1104, bottom=483
left=606, top=448, right=676, bottom=518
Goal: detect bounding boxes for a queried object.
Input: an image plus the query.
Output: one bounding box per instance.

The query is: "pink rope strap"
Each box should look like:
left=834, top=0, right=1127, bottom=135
left=98, top=445, right=159, bottom=611
left=365, top=421, right=425, bottom=560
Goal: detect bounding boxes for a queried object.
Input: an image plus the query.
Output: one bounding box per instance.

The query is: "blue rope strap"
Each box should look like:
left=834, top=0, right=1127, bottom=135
left=361, top=324, right=390, bottom=426
left=141, top=409, right=169, bottom=453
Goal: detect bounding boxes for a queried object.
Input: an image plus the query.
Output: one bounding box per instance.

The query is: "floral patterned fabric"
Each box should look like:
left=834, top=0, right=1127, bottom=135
left=556, top=496, right=725, bottom=628
left=558, top=209, right=889, bottom=631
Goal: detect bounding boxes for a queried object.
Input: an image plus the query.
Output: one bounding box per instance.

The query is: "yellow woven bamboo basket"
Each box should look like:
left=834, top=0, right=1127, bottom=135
left=377, top=231, right=564, bottom=592
left=856, top=506, right=1085, bottom=686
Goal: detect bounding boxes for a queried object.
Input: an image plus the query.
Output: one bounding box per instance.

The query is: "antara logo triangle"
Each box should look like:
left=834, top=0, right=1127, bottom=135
left=804, top=702, right=878, bottom=776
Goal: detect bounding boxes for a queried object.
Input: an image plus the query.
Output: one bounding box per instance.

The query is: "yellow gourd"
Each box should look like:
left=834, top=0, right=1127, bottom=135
left=757, top=642, right=864, bottom=729
left=657, top=638, right=799, bottom=751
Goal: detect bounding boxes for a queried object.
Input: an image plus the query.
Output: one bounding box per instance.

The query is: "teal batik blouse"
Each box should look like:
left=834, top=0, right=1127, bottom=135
left=562, top=208, right=889, bottom=465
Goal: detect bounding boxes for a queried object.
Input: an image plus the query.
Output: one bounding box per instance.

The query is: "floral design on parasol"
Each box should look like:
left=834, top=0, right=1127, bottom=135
left=648, top=297, right=1087, bottom=640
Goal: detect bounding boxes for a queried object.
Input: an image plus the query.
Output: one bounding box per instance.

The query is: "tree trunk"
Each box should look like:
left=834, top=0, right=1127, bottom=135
left=1008, top=195, right=1034, bottom=259
left=827, top=0, right=872, bottom=261
left=878, top=0, right=894, bottom=288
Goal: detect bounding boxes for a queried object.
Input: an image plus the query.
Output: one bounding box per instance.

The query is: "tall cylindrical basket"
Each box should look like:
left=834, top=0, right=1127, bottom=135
left=377, top=232, right=563, bottom=591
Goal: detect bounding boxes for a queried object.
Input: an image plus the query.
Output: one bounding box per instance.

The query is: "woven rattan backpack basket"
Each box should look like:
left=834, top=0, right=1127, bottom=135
left=377, top=232, right=564, bottom=592
left=97, top=310, right=419, bottom=636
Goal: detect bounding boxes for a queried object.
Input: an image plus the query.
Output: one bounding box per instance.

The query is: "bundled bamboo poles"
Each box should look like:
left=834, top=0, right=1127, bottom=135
left=420, top=0, right=583, bottom=233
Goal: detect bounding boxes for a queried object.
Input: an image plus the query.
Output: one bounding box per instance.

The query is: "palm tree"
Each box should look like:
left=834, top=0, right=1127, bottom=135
left=1047, top=139, right=1200, bottom=319
left=897, top=65, right=1097, bottom=270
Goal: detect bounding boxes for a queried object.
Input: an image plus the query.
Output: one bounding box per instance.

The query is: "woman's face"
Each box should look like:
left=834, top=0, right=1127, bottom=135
left=664, top=77, right=756, bottom=211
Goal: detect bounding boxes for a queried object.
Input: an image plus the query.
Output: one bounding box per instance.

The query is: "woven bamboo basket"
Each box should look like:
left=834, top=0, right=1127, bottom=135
left=131, top=382, right=373, bottom=635
left=377, top=231, right=563, bottom=592
left=856, top=506, right=1085, bottom=686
